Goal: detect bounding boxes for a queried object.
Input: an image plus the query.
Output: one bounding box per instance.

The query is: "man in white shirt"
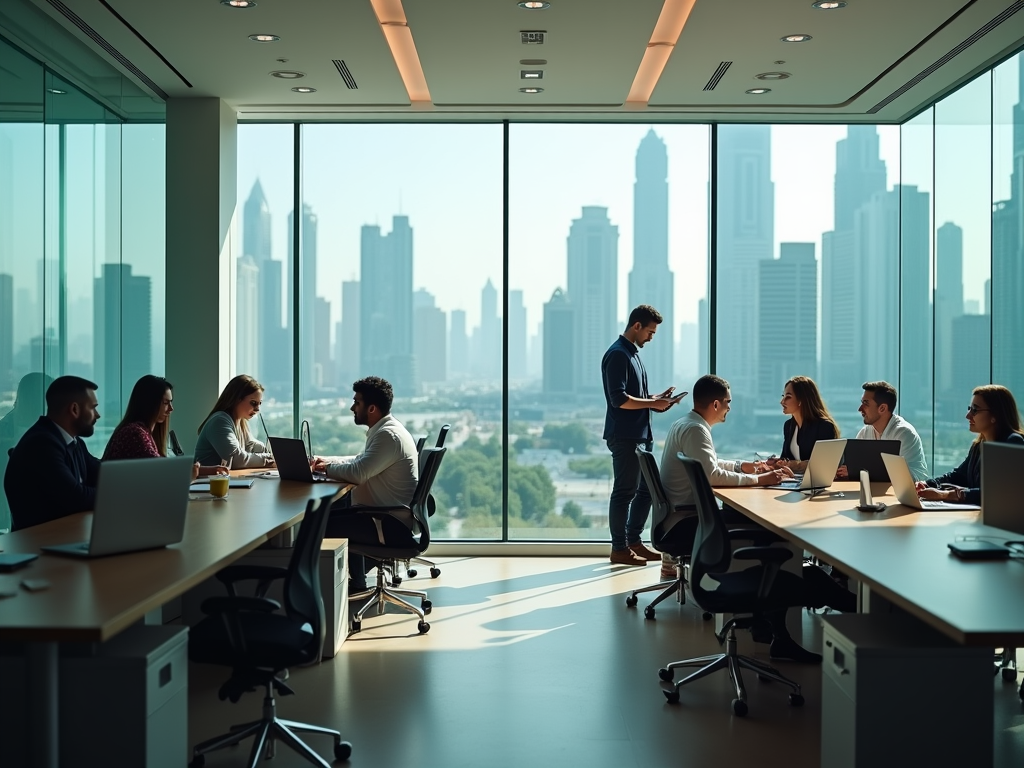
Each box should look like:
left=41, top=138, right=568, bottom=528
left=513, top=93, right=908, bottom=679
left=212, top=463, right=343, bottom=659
left=314, top=376, right=419, bottom=591
left=846, top=381, right=929, bottom=482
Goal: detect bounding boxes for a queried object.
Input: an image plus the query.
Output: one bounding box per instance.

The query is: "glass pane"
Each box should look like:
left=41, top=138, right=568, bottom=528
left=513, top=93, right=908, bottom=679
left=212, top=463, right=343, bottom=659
left=236, top=124, right=295, bottom=442
left=714, top=125, right=902, bottom=456
left=0, top=37, right=44, bottom=531
left=509, top=124, right=710, bottom=540
left=934, top=76, right=992, bottom=474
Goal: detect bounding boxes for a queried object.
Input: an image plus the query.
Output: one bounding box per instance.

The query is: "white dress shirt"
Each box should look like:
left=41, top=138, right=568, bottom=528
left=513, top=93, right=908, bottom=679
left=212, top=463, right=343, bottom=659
left=855, top=414, right=929, bottom=482
left=324, top=414, right=419, bottom=508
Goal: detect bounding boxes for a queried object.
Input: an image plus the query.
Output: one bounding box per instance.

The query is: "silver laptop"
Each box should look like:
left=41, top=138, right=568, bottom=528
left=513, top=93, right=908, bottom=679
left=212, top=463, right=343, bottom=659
left=881, top=453, right=980, bottom=511
left=767, top=438, right=847, bottom=492
left=982, top=441, right=1024, bottom=533
left=42, top=456, right=194, bottom=558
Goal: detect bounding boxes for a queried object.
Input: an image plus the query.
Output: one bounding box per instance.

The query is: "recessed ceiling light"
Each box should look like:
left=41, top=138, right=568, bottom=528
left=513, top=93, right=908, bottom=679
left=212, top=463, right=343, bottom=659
left=248, top=34, right=280, bottom=42
left=518, top=2, right=550, bottom=8
left=291, top=86, right=317, bottom=93
left=812, top=1, right=847, bottom=8
left=519, top=87, right=544, bottom=93
left=221, top=0, right=256, bottom=7
left=521, top=70, right=544, bottom=79
left=46, top=88, right=67, bottom=95
left=781, top=34, right=812, bottom=42
left=271, top=71, right=305, bottom=79
left=746, top=88, right=771, bottom=94
left=755, top=72, right=790, bottom=80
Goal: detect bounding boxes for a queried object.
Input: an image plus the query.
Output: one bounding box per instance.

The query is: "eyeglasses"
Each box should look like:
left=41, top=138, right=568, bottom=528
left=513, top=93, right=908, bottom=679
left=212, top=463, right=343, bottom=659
left=967, top=405, right=990, bottom=414
left=248, top=400, right=262, bottom=410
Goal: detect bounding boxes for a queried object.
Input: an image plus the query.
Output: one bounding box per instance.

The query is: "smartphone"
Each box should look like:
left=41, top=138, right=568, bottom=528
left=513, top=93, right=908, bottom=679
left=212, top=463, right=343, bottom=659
left=672, top=391, right=689, bottom=402
left=0, top=553, right=39, bottom=572
left=947, top=541, right=1010, bottom=560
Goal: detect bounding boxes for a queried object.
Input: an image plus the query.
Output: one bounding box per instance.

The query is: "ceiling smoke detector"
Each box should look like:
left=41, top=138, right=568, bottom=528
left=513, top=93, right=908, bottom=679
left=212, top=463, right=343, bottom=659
left=521, top=31, right=546, bottom=44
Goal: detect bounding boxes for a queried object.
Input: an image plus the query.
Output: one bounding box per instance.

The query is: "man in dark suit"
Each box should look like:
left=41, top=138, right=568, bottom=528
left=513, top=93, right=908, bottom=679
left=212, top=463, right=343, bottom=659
left=4, top=376, right=101, bottom=531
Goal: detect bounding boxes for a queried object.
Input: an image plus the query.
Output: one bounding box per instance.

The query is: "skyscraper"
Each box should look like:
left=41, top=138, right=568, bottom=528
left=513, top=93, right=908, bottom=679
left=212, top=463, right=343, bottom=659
left=236, top=255, right=259, bottom=376
left=821, top=126, right=888, bottom=390
left=715, top=126, right=773, bottom=403
left=243, top=179, right=272, bottom=263
left=288, top=204, right=318, bottom=396
left=94, top=264, right=151, bottom=418
left=543, top=288, right=574, bottom=394
left=449, top=309, right=468, bottom=379
left=313, top=296, right=332, bottom=389
left=0, top=273, right=12, bottom=389
left=337, top=280, right=360, bottom=388
left=360, top=216, right=414, bottom=394
left=757, top=243, right=817, bottom=404
left=476, top=279, right=501, bottom=381
left=897, top=185, right=933, bottom=414
left=508, top=289, right=527, bottom=382
left=935, top=222, right=964, bottom=395
left=567, top=206, right=618, bottom=394
left=413, top=289, right=447, bottom=386
left=629, top=129, right=674, bottom=389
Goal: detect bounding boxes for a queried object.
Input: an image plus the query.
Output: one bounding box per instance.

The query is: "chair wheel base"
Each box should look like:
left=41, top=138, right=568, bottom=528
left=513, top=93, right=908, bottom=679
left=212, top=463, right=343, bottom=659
left=658, top=667, right=673, bottom=682
left=335, top=741, right=353, bottom=761
left=789, top=693, right=805, bottom=707
left=418, top=620, right=430, bottom=634
left=429, top=567, right=441, bottom=578
left=732, top=698, right=748, bottom=717
left=663, top=689, right=680, bottom=704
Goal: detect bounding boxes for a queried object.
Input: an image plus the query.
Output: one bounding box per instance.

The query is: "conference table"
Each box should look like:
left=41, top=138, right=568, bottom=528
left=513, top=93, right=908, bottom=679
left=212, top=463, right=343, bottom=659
left=0, top=475, right=350, bottom=768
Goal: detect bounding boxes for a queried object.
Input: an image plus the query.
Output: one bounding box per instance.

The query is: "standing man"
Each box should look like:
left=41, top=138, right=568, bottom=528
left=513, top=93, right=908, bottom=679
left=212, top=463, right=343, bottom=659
left=4, top=375, right=101, bottom=531
left=602, top=304, right=684, bottom=566
left=849, top=381, right=929, bottom=482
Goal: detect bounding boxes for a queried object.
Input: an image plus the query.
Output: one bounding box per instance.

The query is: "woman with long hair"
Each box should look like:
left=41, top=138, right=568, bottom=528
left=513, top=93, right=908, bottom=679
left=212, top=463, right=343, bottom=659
left=776, top=375, right=840, bottom=473
left=102, top=375, right=225, bottom=479
left=195, top=374, right=275, bottom=468
left=917, top=384, right=1024, bottom=505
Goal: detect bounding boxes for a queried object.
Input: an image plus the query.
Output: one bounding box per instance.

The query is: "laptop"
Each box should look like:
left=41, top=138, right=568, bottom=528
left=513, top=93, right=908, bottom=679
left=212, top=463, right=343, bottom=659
left=767, top=438, right=847, bottom=492
left=881, top=453, right=980, bottom=511
left=981, top=441, right=1024, bottom=534
left=270, top=436, right=332, bottom=483
left=843, top=439, right=901, bottom=482
left=42, top=456, right=194, bottom=558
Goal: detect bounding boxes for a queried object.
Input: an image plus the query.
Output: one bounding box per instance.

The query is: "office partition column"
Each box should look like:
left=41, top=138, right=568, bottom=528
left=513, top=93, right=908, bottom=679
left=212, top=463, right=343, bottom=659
left=165, top=98, right=237, bottom=453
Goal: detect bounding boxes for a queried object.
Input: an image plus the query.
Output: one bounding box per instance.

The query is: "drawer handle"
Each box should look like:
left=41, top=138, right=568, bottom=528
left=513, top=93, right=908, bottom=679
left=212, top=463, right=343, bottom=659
left=159, top=662, right=172, bottom=687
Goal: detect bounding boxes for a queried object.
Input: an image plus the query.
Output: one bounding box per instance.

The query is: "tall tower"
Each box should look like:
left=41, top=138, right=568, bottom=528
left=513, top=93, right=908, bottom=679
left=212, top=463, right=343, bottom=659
left=629, top=129, right=674, bottom=390
left=360, top=216, right=414, bottom=394
left=478, top=279, right=501, bottom=381
left=288, top=204, right=318, bottom=396
left=567, top=206, right=618, bottom=394
left=94, top=264, right=151, bottom=419
left=336, top=280, right=360, bottom=388
left=935, top=222, right=964, bottom=396
left=236, top=255, right=259, bottom=376
left=449, top=309, right=468, bottom=379
left=715, top=125, right=773, bottom=402
left=508, top=289, right=527, bottom=382
left=543, top=288, right=575, bottom=394
left=413, top=289, right=447, bottom=386
left=243, top=179, right=272, bottom=263
left=757, top=243, right=817, bottom=404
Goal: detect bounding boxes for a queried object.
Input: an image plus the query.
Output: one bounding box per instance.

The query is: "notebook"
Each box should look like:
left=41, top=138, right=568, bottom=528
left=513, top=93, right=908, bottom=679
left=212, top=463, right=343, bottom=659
left=882, top=453, right=980, bottom=511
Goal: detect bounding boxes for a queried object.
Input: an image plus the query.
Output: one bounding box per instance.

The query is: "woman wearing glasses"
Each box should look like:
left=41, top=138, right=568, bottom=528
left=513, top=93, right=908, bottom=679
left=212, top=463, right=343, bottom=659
left=916, top=384, right=1024, bottom=504
left=195, top=374, right=275, bottom=468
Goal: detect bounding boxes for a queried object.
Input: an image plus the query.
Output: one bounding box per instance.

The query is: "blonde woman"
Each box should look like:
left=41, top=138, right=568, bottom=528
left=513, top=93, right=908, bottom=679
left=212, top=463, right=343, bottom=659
left=195, top=375, right=275, bottom=468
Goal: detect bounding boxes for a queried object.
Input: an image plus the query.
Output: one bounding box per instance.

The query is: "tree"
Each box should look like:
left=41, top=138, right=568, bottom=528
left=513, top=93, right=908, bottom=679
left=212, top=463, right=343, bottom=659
left=567, top=456, right=612, bottom=479
left=541, top=422, right=592, bottom=454
left=561, top=500, right=590, bottom=527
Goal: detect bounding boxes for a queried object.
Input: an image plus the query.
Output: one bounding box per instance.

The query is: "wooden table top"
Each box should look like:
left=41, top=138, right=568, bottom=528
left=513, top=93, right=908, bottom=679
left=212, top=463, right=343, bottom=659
left=0, top=476, right=349, bottom=642
left=715, top=482, right=1024, bottom=646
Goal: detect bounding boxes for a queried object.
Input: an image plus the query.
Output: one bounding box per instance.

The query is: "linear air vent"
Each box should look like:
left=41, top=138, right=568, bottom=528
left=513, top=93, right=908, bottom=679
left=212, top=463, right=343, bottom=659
left=46, top=0, right=179, bottom=98
left=704, top=61, right=732, bottom=91
left=869, top=0, right=1024, bottom=113
left=332, top=59, right=358, bottom=89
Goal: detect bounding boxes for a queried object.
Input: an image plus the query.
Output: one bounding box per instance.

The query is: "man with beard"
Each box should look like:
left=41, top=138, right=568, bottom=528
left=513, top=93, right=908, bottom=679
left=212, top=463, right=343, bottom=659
left=312, top=376, right=419, bottom=592
left=4, top=376, right=102, bottom=531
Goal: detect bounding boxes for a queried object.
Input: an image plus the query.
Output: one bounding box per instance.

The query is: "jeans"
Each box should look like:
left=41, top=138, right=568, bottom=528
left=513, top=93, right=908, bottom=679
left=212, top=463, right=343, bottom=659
left=607, top=438, right=653, bottom=550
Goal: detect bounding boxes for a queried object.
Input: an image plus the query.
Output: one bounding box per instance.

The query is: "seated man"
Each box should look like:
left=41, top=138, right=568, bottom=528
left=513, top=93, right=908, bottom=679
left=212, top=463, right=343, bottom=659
left=4, top=376, right=102, bottom=531
left=312, top=376, right=419, bottom=591
left=846, top=381, right=929, bottom=481
left=660, top=374, right=853, bottom=663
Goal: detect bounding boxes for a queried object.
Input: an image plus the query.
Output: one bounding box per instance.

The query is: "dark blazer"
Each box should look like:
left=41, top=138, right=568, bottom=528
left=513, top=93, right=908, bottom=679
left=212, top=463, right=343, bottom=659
left=926, top=431, right=1024, bottom=506
left=780, top=417, right=839, bottom=462
left=601, top=335, right=651, bottom=441
left=4, top=416, right=101, bottom=531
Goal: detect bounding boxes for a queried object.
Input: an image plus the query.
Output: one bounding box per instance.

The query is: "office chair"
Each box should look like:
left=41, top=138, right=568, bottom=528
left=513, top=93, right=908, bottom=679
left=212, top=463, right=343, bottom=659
left=995, top=647, right=1017, bottom=681
left=626, top=447, right=708, bottom=621
left=659, top=454, right=804, bottom=716
left=349, top=446, right=446, bottom=634
left=403, top=424, right=450, bottom=581
left=187, top=489, right=352, bottom=768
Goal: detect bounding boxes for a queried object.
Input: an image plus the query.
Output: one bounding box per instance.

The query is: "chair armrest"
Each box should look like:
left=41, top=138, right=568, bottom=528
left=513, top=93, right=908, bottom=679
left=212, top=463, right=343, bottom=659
left=728, top=528, right=784, bottom=545
left=216, top=565, right=288, bottom=598
left=200, top=595, right=281, bottom=616
left=347, top=504, right=412, bottom=515
left=732, top=546, right=794, bottom=564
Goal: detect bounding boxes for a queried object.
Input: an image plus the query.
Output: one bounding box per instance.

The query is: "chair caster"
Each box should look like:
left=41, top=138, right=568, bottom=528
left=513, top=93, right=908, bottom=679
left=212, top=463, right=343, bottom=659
left=702, top=611, right=713, bottom=621
left=789, top=693, right=805, bottom=707
left=430, top=567, right=441, bottom=578
left=189, top=756, right=205, bottom=768
left=334, top=741, right=353, bottom=761
left=625, top=594, right=638, bottom=608
left=422, top=599, right=432, bottom=614
left=658, top=667, right=674, bottom=682
left=1002, top=667, right=1017, bottom=682
left=663, top=689, right=680, bottom=704
left=407, top=568, right=418, bottom=578
left=732, top=698, right=748, bottom=717
left=644, top=606, right=656, bottom=620
left=391, top=575, right=403, bottom=587
left=418, top=620, right=430, bottom=634
left=350, top=620, right=361, bottom=634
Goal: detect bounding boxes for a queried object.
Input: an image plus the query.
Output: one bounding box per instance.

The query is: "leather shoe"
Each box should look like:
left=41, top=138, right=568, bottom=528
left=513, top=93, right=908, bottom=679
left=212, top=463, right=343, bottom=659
left=628, top=542, right=661, bottom=561
left=769, top=638, right=822, bottom=664
left=610, top=548, right=648, bottom=566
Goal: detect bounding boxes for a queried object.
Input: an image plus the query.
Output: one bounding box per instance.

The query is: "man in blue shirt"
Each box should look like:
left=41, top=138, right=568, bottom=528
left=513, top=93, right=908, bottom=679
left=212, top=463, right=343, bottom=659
left=601, top=305, right=684, bottom=566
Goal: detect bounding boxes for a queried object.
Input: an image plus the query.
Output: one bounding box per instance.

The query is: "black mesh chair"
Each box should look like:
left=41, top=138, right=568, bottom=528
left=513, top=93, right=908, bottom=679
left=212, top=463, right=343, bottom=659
left=626, top=447, right=706, bottom=620
left=659, top=454, right=804, bottom=716
left=349, top=446, right=445, bottom=634
left=187, top=489, right=352, bottom=768
left=403, top=424, right=450, bottom=581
